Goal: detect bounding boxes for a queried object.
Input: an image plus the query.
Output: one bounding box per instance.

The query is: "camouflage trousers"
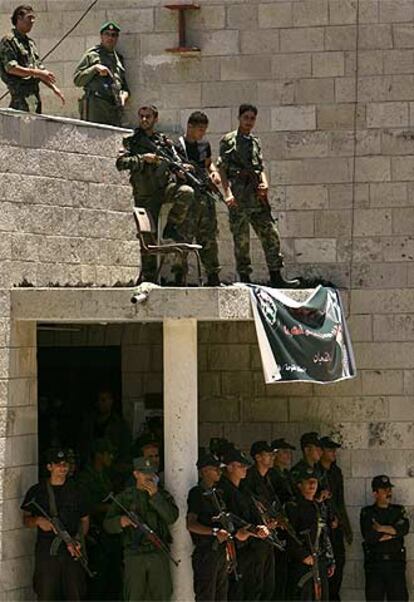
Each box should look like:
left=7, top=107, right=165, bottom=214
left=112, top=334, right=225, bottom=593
left=182, top=194, right=220, bottom=277
left=228, top=191, right=283, bottom=276
left=10, top=92, right=41, bottom=113
left=135, top=182, right=195, bottom=282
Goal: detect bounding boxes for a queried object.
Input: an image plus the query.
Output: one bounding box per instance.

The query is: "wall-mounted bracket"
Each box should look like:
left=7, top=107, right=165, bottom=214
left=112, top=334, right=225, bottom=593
left=165, top=4, right=201, bottom=54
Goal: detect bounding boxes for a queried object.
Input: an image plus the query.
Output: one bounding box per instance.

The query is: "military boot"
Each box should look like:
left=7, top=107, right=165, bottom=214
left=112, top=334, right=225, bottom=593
left=269, top=270, right=301, bottom=289
left=206, top=273, right=221, bottom=286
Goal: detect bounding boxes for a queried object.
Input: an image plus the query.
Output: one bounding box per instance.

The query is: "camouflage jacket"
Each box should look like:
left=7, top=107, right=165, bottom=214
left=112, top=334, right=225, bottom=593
left=104, top=486, right=178, bottom=556
left=74, top=45, right=129, bottom=105
left=0, top=28, right=42, bottom=96
left=116, top=128, right=172, bottom=199
left=217, top=129, right=264, bottom=180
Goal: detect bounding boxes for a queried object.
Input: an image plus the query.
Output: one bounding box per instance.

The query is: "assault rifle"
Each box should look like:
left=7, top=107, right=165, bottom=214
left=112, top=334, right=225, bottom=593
left=129, top=130, right=225, bottom=205
left=103, top=492, right=179, bottom=567
left=252, top=496, right=303, bottom=548
left=26, top=499, right=95, bottom=578
left=298, top=528, right=322, bottom=601
left=204, top=487, right=241, bottom=581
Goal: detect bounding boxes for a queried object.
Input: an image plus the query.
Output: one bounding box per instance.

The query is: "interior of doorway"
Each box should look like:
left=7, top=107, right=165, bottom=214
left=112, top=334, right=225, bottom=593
left=37, top=343, right=122, bottom=473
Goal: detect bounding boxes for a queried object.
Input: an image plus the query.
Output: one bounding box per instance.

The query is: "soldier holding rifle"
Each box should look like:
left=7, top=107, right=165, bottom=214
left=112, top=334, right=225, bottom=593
left=103, top=456, right=178, bottom=602
left=218, top=103, right=299, bottom=288
left=186, top=454, right=229, bottom=601
left=285, top=466, right=335, bottom=601
left=21, top=448, right=90, bottom=601
left=74, top=21, right=129, bottom=126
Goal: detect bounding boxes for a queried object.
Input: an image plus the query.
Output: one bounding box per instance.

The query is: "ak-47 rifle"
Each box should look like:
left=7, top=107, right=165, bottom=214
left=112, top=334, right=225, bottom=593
left=103, top=492, right=179, bottom=567
left=204, top=488, right=241, bottom=581
left=128, top=129, right=225, bottom=205
left=297, top=528, right=322, bottom=602
left=250, top=496, right=286, bottom=552
left=255, top=496, right=304, bottom=548
left=26, top=499, right=95, bottom=578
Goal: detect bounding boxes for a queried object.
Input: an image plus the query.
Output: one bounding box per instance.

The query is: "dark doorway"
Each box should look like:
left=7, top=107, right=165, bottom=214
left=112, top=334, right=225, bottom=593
left=37, top=345, right=122, bottom=470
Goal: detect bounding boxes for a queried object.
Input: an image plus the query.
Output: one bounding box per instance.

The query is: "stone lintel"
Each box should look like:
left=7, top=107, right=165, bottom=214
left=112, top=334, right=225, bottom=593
left=10, top=287, right=314, bottom=323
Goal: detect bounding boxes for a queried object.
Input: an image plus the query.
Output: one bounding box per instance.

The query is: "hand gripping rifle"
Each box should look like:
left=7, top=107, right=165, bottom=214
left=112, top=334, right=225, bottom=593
left=250, top=496, right=287, bottom=552
left=103, top=492, right=179, bottom=567
left=297, top=528, right=322, bottom=602
left=203, top=488, right=241, bottom=582
left=257, top=497, right=304, bottom=548
left=130, top=130, right=225, bottom=205
left=26, top=499, right=95, bottom=578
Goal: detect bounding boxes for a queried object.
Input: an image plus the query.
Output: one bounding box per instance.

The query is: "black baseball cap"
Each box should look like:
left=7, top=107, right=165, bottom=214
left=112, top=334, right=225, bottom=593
left=271, top=438, right=296, bottom=451
left=250, top=440, right=273, bottom=458
left=320, top=436, right=341, bottom=449
left=372, top=475, right=394, bottom=491
left=197, top=454, right=222, bottom=469
left=222, top=448, right=251, bottom=466
left=292, top=466, right=319, bottom=483
left=45, top=448, right=68, bottom=464
left=300, top=432, right=321, bottom=448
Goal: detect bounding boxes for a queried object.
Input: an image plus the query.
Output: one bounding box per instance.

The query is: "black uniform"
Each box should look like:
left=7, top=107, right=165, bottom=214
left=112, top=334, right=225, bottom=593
left=268, top=466, right=296, bottom=601
left=21, top=480, right=89, bottom=601
left=323, top=462, right=352, bottom=601
left=187, top=483, right=228, bottom=602
left=360, top=503, right=409, bottom=602
left=285, top=496, right=334, bottom=601
left=218, top=476, right=257, bottom=601
left=242, top=466, right=276, bottom=601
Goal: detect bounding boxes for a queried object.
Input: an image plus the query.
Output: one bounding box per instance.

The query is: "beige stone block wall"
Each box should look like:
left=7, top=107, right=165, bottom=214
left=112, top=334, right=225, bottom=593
left=0, top=111, right=138, bottom=288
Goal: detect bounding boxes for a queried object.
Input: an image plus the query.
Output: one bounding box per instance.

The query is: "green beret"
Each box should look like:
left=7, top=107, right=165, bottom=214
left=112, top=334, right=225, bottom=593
left=100, top=21, right=121, bottom=34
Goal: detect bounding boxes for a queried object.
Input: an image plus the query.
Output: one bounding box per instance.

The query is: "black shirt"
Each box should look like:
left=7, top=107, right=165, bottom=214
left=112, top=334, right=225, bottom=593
left=268, top=466, right=295, bottom=505
left=21, top=480, right=89, bottom=553
left=360, top=503, right=409, bottom=562
left=177, top=137, right=211, bottom=170
left=285, top=496, right=334, bottom=565
left=187, top=483, right=222, bottom=547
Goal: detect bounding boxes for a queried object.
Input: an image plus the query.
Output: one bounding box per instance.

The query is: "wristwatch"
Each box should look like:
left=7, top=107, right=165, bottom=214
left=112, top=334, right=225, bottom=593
left=212, top=527, right=219, bottom=537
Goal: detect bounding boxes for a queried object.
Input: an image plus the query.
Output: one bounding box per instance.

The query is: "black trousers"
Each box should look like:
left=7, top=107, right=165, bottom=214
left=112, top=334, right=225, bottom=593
left=273, top=548, right=288, bottom=601
left=365, top=562, right=408, bottom=602
left=250, top=539, right=275, bottom=601
left=288, top=560, right=329, bottom=601
left=228, top=545, right=254, bottom=602
left=329, top=528, right=345, bottom=601
left=192, top=544, right=228, bottom=602
left=34, top=552, right=86, bottom=601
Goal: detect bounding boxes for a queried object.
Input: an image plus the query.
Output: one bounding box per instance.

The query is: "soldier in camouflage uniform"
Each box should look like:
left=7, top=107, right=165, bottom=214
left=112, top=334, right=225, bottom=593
left=218, top=104, right=299, bottom=288
left=176, top=111, right=221, bottom=286
left=74, top=21, right=129, bottom=127
left=104, top=457, right=179, bottom=602
left=116, top=104, right=196, bottom=283
left=0, top=4, right=64, bottom=112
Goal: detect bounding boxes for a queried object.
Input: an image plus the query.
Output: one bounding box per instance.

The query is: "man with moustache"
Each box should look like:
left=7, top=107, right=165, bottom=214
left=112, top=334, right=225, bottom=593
left=104, top=456, right=179, bottom=601
left=21, top=448, right=90, bottom=600
left=360, top=475, right=409, bottom=602
left=0, top=4, right=64, bottom=112
left=74, top=21, right=129, bottom=126
left=187, top=454, right=230, bottom=601
left=116, top=104, right=195, bottom=283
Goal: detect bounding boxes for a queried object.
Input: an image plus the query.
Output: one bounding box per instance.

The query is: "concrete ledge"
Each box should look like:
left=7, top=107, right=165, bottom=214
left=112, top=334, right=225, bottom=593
left=10, top=287, right=314, bottom=323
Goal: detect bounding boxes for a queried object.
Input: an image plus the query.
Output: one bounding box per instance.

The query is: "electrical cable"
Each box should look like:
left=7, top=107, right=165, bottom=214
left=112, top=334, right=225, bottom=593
left=0, top=0, right=99, bottom=103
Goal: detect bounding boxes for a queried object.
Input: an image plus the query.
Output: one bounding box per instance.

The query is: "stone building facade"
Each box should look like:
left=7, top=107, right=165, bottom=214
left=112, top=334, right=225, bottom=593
left=0, top=0, right=413, bottom=599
